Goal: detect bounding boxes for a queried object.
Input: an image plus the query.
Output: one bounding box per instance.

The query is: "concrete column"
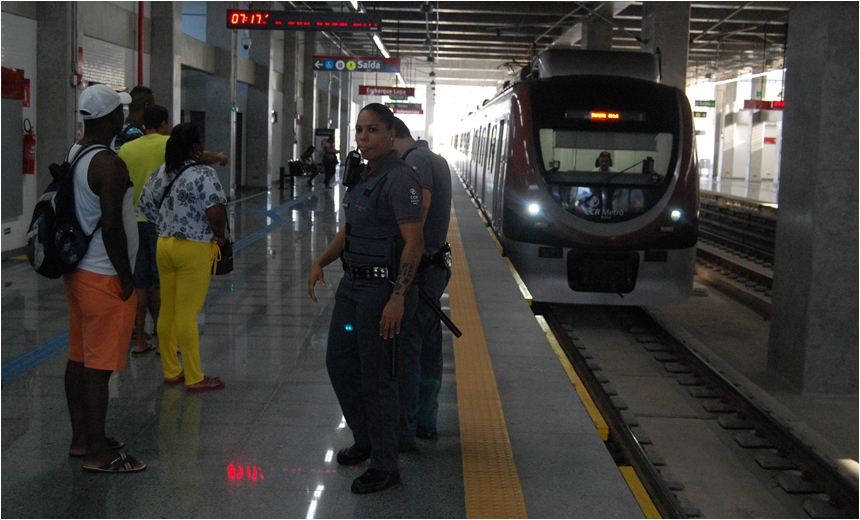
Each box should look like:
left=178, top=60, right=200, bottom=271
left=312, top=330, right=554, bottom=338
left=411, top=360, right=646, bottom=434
left=712, top=83, right=726, bottom=179
left=36, top=2, right=76, bottom=195
left=282, top=31, right=298, bottom=163
left=768, top=2, right=858, bottom=394
left=425, top=84, right=436, bottom=149
left=300, top=32, right=317, bottom=151
left=269, top=31, right=284, bottom=179
left=640, top=2, right=690, bottom=89
left=338, top=72, right=349, bottom=159
left=150, top=2, right=181, bottom=131
left=581, top=4, right=613, bottom=51
left=720, top=82, right=751, bottom=180
left=245, top=29, right=270, bottom=187
left=204, top=2, right=235, bottom=193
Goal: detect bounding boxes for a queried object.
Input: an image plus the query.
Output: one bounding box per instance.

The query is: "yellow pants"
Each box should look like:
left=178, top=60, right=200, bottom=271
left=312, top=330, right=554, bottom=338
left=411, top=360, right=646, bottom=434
left=156, top=237, right=218, bottom=386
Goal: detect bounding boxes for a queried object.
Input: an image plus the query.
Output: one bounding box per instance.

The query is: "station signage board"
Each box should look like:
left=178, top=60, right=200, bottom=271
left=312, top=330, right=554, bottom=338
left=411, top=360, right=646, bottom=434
left=386, top=102, right=423, bottom=115
left=695, top=100, right=716, bottom=107
left=226, top=10, right=381, bottom=31
left=693, top=111, right=708, bottom=118
left=359, top=85, right=415, bottom=97
left=313, top=56, right=400, bottom=73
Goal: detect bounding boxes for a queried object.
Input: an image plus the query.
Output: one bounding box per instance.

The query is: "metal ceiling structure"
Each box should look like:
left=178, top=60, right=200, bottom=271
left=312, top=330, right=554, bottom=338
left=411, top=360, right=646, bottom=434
left=294, top=1, right=790, bottom=89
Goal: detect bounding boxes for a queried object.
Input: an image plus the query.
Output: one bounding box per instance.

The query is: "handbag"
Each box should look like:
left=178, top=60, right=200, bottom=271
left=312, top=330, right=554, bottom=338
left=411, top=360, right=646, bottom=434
left=212, top=228, right=233, bottom=276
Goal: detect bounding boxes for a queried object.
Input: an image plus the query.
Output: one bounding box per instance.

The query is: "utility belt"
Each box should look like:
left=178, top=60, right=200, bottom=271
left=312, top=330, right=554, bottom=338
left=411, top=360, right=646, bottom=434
left=418, top=242, right=452, bottom=273
left=343, top=262, right=393, bottom=281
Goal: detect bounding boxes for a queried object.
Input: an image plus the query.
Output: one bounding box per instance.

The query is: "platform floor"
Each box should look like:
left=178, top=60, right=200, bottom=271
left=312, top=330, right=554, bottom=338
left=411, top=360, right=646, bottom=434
left=1, top=171, right=644, bottom=518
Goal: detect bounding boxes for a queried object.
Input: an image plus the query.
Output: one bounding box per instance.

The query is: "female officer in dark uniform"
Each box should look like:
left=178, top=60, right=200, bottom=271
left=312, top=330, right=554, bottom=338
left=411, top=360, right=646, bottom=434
left=308, top=103, right=424, bottom=494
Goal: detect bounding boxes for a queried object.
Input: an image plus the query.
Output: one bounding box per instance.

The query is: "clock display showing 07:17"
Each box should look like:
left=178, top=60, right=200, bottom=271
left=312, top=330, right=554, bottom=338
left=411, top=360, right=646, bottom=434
left=226, top=10, right=382, bottom=32
left=228, top=10, right=269, bottom=26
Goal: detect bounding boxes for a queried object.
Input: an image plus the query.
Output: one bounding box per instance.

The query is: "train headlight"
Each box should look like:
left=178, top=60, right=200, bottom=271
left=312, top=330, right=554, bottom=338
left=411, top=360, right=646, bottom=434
left=528, top=203, right=541, bottom=216
left=670, top=210, right=682, bottom=221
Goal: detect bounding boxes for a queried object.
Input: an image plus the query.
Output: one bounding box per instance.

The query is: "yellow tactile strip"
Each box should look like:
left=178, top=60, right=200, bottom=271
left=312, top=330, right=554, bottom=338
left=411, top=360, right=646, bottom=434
left=447, top=207, right=529, bottom=519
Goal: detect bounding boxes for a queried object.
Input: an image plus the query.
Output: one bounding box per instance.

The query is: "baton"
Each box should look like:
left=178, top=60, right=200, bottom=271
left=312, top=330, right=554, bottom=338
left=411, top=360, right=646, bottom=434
left=418, top=286, right=463, bottom=338
left=390, top=334, right=398, bottom=378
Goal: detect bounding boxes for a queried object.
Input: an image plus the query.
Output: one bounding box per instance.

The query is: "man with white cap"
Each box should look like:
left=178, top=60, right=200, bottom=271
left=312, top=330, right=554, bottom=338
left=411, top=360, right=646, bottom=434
left=63, top=84, right=146, bottom=473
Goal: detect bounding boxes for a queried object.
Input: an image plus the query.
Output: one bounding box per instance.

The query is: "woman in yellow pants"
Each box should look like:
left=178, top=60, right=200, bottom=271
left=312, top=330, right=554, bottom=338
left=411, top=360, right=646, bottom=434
left=138, top=123, right=228, bottom=392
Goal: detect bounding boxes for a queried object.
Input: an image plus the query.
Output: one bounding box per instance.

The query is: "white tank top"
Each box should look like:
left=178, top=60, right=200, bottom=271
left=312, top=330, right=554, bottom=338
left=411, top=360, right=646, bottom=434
left=70, top=143, right=139, bottom=276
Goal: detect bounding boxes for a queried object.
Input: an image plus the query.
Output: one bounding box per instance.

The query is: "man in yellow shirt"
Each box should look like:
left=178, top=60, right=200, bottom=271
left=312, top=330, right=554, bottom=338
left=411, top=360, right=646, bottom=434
left=119, top=105, right=171, bottom=354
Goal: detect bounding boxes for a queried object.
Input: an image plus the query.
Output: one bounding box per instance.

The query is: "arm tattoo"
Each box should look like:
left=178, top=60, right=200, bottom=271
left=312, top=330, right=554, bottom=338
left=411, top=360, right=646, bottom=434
left=393, top=261, right=416, bottom=296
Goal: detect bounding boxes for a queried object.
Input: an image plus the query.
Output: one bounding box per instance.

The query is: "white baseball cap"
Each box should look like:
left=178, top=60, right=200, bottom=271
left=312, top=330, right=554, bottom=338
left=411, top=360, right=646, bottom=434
left=79, top=84, right=132, bottom=120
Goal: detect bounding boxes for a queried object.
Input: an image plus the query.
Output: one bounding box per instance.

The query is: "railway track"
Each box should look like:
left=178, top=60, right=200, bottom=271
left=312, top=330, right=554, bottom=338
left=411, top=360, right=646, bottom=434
left=539, top=304, right=858, bottom=519
left=696, top=192, right=776, bottom=317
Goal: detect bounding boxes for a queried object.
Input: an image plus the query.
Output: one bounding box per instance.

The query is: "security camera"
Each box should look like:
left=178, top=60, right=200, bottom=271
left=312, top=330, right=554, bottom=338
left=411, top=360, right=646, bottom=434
left=241, top=30, right=251, bottom=51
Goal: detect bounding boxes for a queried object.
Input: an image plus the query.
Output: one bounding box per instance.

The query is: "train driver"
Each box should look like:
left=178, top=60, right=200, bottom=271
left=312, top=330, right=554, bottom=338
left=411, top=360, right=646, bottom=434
left=593, top=151, right=619, bottom=173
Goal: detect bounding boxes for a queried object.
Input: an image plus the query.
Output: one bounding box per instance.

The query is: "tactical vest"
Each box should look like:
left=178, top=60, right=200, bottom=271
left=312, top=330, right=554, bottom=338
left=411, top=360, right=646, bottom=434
left=341, top=163, right=404, bottom=270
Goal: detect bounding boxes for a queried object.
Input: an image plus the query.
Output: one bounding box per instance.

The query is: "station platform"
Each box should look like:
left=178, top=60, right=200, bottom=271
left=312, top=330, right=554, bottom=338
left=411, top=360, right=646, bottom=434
left=1, top=168, right=645, bottom=518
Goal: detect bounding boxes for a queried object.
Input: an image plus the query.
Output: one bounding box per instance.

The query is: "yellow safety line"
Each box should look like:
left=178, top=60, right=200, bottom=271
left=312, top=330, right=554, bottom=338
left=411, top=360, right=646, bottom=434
left=619, top=466, right=663, bottom=518
left=448, top=207, right=528, bottom=519
left=535, top=315, right=610, bottom=441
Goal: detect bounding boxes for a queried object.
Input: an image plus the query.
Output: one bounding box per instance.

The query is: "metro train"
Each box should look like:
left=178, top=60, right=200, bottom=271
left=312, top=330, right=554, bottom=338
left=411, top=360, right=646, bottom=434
left=451, top=50, right=699, bottom=306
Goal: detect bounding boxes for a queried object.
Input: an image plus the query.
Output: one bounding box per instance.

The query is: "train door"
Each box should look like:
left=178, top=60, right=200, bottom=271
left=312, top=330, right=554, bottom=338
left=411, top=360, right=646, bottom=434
left=475, top=125, right=488, bottom=196
left=483, top=123, right=497, bottom=206
left=469, top=129, right=478, bottom=187
left=488, top=119, right=508, bottom=229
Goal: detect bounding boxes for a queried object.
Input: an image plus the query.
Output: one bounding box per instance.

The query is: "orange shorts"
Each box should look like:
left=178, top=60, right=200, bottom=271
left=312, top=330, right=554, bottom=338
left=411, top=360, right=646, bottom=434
left=64, top=269, right=136, bottom=371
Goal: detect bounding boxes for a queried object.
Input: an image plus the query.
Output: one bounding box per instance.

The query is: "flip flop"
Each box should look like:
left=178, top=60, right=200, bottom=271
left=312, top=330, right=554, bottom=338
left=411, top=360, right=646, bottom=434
left=69, top=437, right=124, bottom=458
left=164, top=373, right=185, bottom=385
left=130, top=342, right=157, bottom=355
left=186, top=376, right=225, bottom=393
left=83, top=452, right=146, bottom=473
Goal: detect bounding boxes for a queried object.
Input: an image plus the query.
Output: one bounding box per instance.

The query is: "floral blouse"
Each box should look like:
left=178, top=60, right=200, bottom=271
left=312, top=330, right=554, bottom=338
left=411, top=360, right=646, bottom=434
left=137, top=160, right=227, bottom=243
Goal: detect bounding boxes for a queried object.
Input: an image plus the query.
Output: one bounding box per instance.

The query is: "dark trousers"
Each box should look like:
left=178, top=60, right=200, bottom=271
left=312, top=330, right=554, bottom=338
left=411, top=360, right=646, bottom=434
left=399, top=264, right=451, bottom=443
left=322, top=157, right=337, bottom=186
left=326, top=276, right=418, bottom=473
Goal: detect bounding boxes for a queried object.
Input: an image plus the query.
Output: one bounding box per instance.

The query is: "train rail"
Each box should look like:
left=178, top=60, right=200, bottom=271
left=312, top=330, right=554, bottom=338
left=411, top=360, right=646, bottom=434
left=539, top=304, right=858, bottom=519
left=696, top=192, right=776, bottom=317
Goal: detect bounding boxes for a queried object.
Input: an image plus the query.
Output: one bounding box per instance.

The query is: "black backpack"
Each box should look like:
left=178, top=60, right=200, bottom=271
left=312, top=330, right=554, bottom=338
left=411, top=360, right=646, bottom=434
left=26, top=143, right=111, bottom=279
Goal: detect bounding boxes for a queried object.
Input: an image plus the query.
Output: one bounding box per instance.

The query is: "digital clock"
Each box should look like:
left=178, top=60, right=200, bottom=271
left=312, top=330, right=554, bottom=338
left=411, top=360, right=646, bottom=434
left=226, top=10, right=382, bottom=32
left=228, top=11, right=270, bottom=26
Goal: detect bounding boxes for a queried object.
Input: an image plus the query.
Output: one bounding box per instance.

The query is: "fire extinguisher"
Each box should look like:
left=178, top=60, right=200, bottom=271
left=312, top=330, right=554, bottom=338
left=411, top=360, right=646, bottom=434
left=23, top=118, right=36, bottom=175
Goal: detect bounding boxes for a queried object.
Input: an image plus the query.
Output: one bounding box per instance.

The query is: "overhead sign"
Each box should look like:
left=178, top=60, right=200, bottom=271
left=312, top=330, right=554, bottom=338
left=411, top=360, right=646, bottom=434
left=313, top=56, right=400, bottom=73
left=359, top=85, right=415, bottom=97
left=743, top=99, right=784, bottom=110
left=226, top=10, right=381, bottom=31
left=695, top=100, right=716, bottom=107
left=693, top=111, right=708, bottom=118
left=386, top=103, right=423, bottom=115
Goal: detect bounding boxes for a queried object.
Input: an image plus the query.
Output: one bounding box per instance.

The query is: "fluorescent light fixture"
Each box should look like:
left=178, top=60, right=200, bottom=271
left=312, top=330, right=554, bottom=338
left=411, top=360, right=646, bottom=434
left=373, top=34, right=390, bottom=58
left=528, top=203, right=540, bottom=215
left=349, top=0, right=359, bottom=10
left=396, top=73, right=405, bottom=86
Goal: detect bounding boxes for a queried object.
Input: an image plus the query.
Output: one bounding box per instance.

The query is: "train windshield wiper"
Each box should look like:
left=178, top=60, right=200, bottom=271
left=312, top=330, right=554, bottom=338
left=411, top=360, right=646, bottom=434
left=598, top=157, right=655, bottom=186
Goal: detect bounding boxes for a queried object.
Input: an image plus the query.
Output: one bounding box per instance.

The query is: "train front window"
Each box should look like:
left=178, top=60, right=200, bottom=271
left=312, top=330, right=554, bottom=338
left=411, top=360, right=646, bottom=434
left=537, top=129, right=674, bottom=221
left=538, top=130, right=673, bottom=182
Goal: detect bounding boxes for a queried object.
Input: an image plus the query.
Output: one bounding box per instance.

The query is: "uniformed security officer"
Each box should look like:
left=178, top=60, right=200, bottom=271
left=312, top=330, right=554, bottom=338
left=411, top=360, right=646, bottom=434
left=308, top=104, right=424, bottom=494
left=392, top=117, right=453, bottom=449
